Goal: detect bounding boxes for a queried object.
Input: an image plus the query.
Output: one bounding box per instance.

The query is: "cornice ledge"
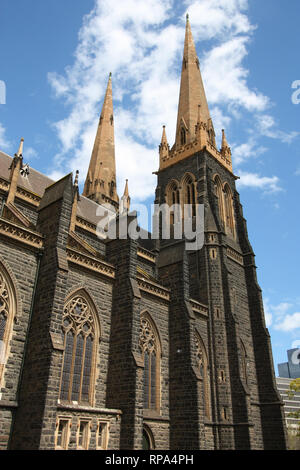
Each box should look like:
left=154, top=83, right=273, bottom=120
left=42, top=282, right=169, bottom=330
left=66, top=247, right=115, bottom=279
left=0, top=217, right=44, bottom=249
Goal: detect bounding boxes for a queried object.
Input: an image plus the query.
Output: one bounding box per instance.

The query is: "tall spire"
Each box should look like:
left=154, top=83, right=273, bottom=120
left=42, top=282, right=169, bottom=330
left=83, top=73, right=119, bottom=208
left=175, top=14, right=212, bottom=148
left=159, top=125, right=169, bottom=164
left=221, top=129, right=232, bottom=162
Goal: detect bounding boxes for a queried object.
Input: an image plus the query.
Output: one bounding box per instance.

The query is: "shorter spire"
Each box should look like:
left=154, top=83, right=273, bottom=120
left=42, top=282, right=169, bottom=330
left=221, top=129, right=232, bottom=159
left=159, top=125, right=169, bottom=165
left=161, top=126, right=168, bottom=146
left=221, top=129, right=229, bottom=150
left=74, top=169, right=79, bottom=188
left=120, top=179, right=131, bottom=214
left=123, top=179, right=129, bottom=198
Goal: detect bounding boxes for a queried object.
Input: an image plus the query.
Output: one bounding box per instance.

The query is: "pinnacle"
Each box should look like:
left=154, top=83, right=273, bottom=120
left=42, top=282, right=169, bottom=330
left=16, top=137, right=24, bottom=157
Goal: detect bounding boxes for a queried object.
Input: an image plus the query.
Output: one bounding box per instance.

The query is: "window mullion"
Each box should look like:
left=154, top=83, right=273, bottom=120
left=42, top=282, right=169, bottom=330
left=69, top=332, right=77, bottom=402
left=79, top=335, right=87, bottom=403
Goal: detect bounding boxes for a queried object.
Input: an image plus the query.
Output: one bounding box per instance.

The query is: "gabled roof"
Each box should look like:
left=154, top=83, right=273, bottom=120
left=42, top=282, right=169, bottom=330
left=0, top=150, right=107, bottom=227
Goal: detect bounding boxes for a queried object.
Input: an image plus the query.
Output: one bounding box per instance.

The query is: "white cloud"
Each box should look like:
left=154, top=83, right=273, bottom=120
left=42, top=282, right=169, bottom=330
left=271, top=302, right=292, bottom=319
left=264, top=300, right=300, bottom=332
left=274, top=313, right=300, bottom=332
left=263, top=298, right=273, bottom=327
left=202, top=37, right=269, bottom=112
left=184, top=0, right=253, bottom=41
left=236, top=171, right=282, bottom=193
left=25, top=146, right=38, bottom=161
left=47, top=0, right=295, bottom=202
left=257, top=114, right=299, bottom=144
left=0, top=123, right=11, bottom=151
left=232, top=138, right=267, bottom=165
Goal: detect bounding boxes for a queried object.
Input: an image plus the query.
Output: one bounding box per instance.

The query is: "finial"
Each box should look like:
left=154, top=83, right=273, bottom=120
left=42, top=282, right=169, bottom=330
left=123, top=179, right=129, bottom=197
left=74, top=170, right=79, bottom=187
left=161, top=125, right=168, bottom=146
left=109, top=72, right=112, bottom=78
left=186, top=13, right=189, bottom=21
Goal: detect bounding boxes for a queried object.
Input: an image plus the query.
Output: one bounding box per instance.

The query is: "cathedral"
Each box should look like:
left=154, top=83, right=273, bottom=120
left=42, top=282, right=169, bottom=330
left=0, top=17, right=287, bottom=450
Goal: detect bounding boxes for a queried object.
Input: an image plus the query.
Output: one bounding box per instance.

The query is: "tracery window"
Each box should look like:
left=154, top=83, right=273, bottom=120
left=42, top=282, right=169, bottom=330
left=59, top=294, right=98, bottom=405
left=0, top=267, right=15, bottom=384
left=139, top=314, right=161, bottom=411
left=195, top=333, right=211, bottom=420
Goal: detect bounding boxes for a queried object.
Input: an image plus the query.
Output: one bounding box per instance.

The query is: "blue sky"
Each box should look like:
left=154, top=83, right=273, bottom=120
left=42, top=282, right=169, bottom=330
left=1, top=0, right=300, bottom=372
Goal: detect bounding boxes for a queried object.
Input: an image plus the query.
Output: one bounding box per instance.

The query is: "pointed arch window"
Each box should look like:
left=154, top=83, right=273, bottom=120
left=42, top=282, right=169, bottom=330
left=182, top=174, right=197, bottom=218
left=195, top=334, right=211, bottom=420
left=139, top=314, right=161, bottom=412
left=60, top=294, right=99, bottom=405
left=223, top=183, right=235, bottom=237
left=0, top=267, right=16, bottom=385
left=213, top=175, right=224, bottom=226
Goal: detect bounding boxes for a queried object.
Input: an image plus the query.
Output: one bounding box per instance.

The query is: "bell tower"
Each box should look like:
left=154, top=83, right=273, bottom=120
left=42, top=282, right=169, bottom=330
left=155, top=15, right=287, bottom=450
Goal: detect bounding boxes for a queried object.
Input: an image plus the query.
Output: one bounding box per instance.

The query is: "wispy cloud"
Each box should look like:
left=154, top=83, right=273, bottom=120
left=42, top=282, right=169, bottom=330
left=257, top=114, right=299, bottom=144
left=237, top=171, right=282, bottom=193
left=232, top=138, right=267, bottom=166
left=0, top=123, right=11, bottom=151
left=274, top=313, right=300, bottom=332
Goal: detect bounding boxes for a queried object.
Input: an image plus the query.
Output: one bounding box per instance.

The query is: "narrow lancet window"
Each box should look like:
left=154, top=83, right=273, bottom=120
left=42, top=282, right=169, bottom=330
left=139, top=314, right=161, bottom=412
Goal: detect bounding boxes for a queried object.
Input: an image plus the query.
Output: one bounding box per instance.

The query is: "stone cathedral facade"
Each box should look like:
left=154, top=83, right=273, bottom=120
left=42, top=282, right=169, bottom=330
left=0, top=17, right=287, bottom=450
